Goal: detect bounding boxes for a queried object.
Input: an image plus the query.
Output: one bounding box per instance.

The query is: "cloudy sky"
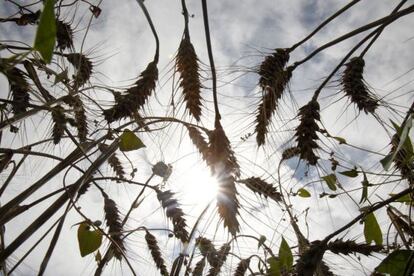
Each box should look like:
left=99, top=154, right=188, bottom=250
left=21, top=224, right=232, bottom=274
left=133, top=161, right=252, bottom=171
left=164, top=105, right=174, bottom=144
left=1, top=0, right=414, bottom=275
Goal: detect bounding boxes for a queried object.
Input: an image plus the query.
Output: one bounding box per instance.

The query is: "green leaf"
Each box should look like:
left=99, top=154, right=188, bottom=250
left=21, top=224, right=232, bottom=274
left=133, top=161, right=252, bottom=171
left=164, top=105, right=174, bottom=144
left=267, top=257, right=281, bottom=276
left=339, top=168, right=358, bottom=178
left=380, top=153, right=394, bottom=171
left=382, top=116, right=413, bottom=171
left=258, top=235, right=266, bottom=249
left=322, top=174, right=337, bottom=191
left=363, top=212, right=383, bottom=246
left=375, top=250, right=414, bottom=276
left=359, top=172, right=369, bottom=204
left=279, top=237, right=293, bottom=271
left=77, top=222, right=102, bottom=257
left=297, top=188, right=311, bottom=198
left=34, top=0, right=56, bottom=63
left=333, top=136, right=346, bottom=144
left=119, top=129, right=145, bottom=152
left=389, top=193, right=413, bottom=205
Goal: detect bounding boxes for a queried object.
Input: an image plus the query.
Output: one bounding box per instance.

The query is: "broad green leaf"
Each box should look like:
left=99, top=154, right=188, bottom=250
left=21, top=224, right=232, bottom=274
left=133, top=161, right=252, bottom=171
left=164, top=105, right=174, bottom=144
left=119, top=129, right=145, bottom=152
left=297, top=188, right=311, bottom=198
left=393, top=116, right=412, bottom=156
left=333, top=136, right=346, bottom=144
left=389, top=193, right=414, bottom=205
left=359, top=172, right=369, bottom=204
left=375, top=250, right=414, bottom=276
left=363, top=212, right=382, bottom=246
left=322, top=174, right=337, bottom=191
left=34, top=0, right=56, bottom=63
left=258, top=235, right=266, bottom=249
left=380, top=153, right=394, bottom=171
left=267, top=257, right=281, bottom=276
left=77, top=222, right=102, bottom=257
left=279, top=237, right=293, bottom=271
left=382, top=117, right=413, bottom=171
left=339, top=168, right=358, bottom=178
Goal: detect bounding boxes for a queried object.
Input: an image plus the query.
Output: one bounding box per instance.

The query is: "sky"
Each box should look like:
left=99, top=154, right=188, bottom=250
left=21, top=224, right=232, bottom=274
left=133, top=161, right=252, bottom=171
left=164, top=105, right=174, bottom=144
left=1, top=0, right=414, bottom=275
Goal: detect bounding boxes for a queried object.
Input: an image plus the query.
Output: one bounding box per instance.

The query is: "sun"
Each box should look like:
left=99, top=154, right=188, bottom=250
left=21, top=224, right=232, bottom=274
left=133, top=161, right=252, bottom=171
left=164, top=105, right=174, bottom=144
left=178, top=163, right=220, bottom=206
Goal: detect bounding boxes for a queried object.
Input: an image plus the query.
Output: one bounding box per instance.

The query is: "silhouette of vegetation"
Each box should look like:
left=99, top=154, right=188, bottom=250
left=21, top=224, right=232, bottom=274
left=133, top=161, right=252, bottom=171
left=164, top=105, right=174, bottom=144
left=0, top=0, right=413, bottom=275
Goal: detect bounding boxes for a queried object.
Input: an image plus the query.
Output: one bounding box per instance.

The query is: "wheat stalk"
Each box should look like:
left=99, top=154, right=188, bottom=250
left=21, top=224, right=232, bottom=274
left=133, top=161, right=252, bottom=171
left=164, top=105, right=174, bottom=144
left=234, top=258, right=250, bottom=276
left=99, top=144, right=125, bottom=181
left=103, top=194, right=125, bottom=260
left=341, top=57, right=378, bottom=114
left=145, top=230, right=169, bottom=276
left=281, top=146, right=300, bottom=160
left=65, top=53, right=93, bottom=88
left=103, top=61, right=158, bottom=122
left=4, top=67, right=30, bottom=115
left=64, top=95, right=87, bottom=142
left=238, top=177, right=281, bottom=202
left=176, top=37, right=203, bottom=121
left=187, top=126, right=209, bottom=161
left=56, top=20, right=73, bottom=51
left=156, top=189, right=189, bottom=243
left=51, top=105, right=66, bottom=144
left=207, top=243, right=230, bottom=276
left=327, top=239, right=382, bottom=256
left=192, top=256, right=206, bottom=276
left=207, top=123, right=241, bottom=235
left=294, top=99, right=320, bottom=165
left=255, top=49, right=291, bottom=146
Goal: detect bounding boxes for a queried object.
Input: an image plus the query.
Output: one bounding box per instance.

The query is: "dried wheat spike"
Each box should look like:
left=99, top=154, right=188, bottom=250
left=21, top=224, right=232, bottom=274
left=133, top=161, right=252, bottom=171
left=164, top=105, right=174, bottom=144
left=255, top=68, right=292, bottom=146
left=103, top=194, right=125, bottom=260
left=258, top=48, right=290, bottom=90
left=186, top=126, right=209, bottom=161
left=56, top=20, right=73, bottom=50
left=255, top=49, right=291, bottom=146
left=4, top=67, right=30, bottom=114
left=51, top=105, right=66, bottom=144
left=156, top=189, right=189, bottom=243
left=208, top=123, right=240, bottom=235
left=390, top=133, right=414, bottom=183
left=65, top=95, right=87, bottom=142
left=145, top=230, right=169, bottom=276
left=196, top=237, right=218, bottom=265
left=207, top=243, right=231, bottom=276
left=341, top=57, right=378, bottom=114
left=234, top=258, right=250, bottom=276
left=99, top=144, right=125, bottom=181
left=327, top=239, right=382, bottom=256
left=103, top=61, right=158, bottom=122
left=192, top=256, right=206, bottom=276
left=65, top=53, right=93, bottom=87
left=294, top=99, right=320, bottom=165
left=176, top=38, right=203, bottom=121
left=239, top=177, right=281, bottom=202
left=282, top=146, right=300, bottom=160
left=216, top=174, right=239, bottom=236
left=296, top=240, right=327, bottom=276
left=208, top=123, right=240, bottom=178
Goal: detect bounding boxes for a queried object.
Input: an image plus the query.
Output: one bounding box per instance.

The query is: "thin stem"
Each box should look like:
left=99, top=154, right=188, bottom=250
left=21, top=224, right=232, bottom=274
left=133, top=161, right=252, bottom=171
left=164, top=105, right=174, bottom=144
left=181, top=0, right=190, bottom=39
left=290, top=0, right=361, bottom=51
left=135, top=0, right=160, bottom=63
left=324, top=187, right=412, bottom=242
left=360, top=0, right=407, bottom=58
left=201, top=0, right=221, bottom=125
left=292, top=4, right=414, bottom=70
